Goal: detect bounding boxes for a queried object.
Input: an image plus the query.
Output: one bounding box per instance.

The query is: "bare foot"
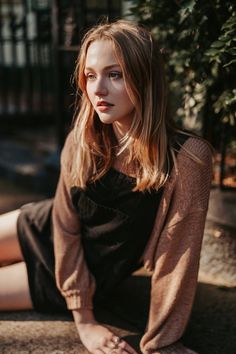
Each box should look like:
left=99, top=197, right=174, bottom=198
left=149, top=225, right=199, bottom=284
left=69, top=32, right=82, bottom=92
left=76, top=321, right=138, bottom=354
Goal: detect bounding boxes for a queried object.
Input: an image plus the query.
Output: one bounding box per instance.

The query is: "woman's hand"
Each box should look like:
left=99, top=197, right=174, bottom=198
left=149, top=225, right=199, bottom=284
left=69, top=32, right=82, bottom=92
left=72, top=309, right=138, bottom=354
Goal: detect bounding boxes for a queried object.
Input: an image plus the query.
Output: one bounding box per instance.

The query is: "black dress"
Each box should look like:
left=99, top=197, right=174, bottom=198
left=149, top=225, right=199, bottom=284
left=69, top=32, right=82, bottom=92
left=17, top=167, right=163, bottom=313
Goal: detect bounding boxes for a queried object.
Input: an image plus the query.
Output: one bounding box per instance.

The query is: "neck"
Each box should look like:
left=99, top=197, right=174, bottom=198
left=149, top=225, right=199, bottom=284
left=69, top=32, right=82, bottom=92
left=112, top=121, right=130, bottom=141
left=112, top=153, right=136, bottom=178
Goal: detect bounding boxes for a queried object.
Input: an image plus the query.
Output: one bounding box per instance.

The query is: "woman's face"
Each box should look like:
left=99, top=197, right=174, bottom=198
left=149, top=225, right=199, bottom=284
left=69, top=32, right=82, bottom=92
left=84, top=40, right=135, bottom=138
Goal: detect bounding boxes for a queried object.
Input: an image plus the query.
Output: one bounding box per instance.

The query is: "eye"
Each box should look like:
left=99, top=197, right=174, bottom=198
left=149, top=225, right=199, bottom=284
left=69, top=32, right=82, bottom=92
left=109, top=71, right=122, bottom=79
left=85, top=73, right=96, bottom=81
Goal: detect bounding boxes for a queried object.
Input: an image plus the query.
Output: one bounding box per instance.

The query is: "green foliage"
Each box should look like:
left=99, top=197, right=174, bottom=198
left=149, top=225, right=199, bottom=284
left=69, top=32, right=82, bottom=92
left=126, top=0, right=236, bottom=140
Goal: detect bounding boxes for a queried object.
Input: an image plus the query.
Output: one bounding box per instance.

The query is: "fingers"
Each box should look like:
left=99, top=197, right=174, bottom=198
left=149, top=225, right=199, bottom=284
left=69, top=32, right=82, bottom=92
left=77, top=321, right=138, bottom=354
left=109, top=336, right=122, bottom=349
left=119, top=340, right=138, bottom=354
left=106, top=336, right=138, bottom=354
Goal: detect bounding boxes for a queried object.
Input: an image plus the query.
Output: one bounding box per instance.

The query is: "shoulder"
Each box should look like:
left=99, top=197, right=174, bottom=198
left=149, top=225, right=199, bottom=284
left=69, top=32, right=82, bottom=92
left=173, top=136, right=213, bottom=193
left=60, top=130, right=75, bottom=172
left=61, top=130, right=74, bottom=159
left=168, top=134, right=213, bottom=191
left=179, top=135, right=213, bottom=165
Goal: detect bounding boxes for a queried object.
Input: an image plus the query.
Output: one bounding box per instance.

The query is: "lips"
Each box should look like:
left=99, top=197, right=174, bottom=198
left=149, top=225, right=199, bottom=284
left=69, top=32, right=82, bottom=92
left=96, top=100, right=114, bottom=107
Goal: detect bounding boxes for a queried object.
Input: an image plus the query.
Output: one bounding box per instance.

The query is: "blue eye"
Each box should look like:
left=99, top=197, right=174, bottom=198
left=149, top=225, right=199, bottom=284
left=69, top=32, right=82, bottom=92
left=109, top=71, right=122, bottom=79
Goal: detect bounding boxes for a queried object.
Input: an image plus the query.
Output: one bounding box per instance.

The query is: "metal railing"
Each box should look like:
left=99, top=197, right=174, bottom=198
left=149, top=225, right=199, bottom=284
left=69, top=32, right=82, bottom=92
left=0, top=0, right=53, bottom=123
left=0, top=0, right=121, bottom=130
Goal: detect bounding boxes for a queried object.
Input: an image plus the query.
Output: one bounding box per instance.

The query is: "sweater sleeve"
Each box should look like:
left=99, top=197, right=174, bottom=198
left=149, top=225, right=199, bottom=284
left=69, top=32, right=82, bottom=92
left=140, top=138, right=213, bottom=354
left=52, top=132, right=96, bottom=310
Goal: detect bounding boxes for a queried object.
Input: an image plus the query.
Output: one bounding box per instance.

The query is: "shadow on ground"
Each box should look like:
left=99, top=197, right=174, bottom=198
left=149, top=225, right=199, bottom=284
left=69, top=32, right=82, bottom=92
left=1, top=272, right=236, bottom=353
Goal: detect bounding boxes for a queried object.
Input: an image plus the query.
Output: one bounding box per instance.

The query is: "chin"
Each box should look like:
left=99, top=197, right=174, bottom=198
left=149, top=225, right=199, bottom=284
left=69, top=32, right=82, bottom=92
left=98, top=116, right=115, bottom=125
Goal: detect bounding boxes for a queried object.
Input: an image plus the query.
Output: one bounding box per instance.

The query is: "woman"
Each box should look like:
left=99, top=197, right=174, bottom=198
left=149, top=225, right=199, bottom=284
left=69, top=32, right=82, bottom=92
left=0, top=20, right=212, bottom=354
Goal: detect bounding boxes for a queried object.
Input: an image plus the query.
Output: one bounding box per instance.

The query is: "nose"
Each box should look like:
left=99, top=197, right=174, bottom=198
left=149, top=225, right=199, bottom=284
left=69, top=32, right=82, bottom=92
left=94, top=76, right=108, bottom=96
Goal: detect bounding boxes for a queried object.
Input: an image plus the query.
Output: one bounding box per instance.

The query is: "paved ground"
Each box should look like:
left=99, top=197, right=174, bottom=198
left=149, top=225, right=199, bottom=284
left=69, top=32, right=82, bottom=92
left=0, top=130, right=236, bottom=353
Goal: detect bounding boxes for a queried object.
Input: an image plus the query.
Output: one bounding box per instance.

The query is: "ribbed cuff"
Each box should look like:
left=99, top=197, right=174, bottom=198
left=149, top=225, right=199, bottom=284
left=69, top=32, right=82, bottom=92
left=65, top=293, right=93, bottom=310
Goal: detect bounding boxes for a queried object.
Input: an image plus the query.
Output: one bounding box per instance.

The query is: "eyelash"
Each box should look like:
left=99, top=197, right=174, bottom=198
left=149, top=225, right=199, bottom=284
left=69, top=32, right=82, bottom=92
left=85, top=73, right=96, bottom=81
left=85, top=71, right=122, bottom=81
left=109, top=71, right=122, bottom=79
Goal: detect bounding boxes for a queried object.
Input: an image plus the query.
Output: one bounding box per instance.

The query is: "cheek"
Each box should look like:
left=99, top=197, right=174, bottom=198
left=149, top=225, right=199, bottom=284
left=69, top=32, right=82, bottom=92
left=121, top=91, right=134, bottom=110
left=86, top=84, right=94, bottom=102
left=117, top=83, right=133, bottom=105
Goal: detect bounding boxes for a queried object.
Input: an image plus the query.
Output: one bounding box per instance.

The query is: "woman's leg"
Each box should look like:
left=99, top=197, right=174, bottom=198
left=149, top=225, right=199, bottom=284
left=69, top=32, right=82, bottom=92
left=0, top=209, right=33, bottom=310
left=0, top=209, right=23, bottom=264
left=0, top=261, right=33, bottom=310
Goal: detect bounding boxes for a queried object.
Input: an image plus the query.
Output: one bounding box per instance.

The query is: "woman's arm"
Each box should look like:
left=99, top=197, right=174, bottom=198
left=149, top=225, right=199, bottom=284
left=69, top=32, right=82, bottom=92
left=140, top=138, right=213, bottom=354
left=53, top=133, right=138, bottom=354
left=52, top=132, right=96, bottom=310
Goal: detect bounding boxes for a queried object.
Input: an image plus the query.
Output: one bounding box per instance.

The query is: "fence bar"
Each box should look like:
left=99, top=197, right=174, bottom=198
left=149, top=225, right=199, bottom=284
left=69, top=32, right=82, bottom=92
left=0, top=2, right=7, bottom=115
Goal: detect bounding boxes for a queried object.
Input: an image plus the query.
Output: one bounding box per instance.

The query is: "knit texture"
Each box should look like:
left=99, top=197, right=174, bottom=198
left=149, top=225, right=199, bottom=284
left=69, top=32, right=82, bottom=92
left=52, top=132, right=213, bottom=353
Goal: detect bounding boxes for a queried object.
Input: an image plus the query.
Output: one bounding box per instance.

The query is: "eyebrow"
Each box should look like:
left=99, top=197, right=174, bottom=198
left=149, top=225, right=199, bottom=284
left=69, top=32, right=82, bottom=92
left=84, top=64, right=121, bottom=71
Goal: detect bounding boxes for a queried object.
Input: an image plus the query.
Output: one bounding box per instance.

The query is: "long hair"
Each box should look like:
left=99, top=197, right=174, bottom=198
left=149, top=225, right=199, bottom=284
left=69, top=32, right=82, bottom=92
left=69, top=20, right=182, bottom=191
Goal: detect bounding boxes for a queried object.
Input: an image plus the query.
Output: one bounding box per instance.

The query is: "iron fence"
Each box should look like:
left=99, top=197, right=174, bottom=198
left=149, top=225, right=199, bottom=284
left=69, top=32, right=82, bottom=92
left=0, top=0, right=121, bottom=131
left=0, top=0, right=53, bottom=123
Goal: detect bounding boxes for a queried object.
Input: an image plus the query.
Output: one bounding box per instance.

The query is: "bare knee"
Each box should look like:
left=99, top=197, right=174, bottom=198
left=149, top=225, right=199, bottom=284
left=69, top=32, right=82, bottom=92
left=0, top=262, right=33, bottom=311
left=0, top=209, right=24, bottom=264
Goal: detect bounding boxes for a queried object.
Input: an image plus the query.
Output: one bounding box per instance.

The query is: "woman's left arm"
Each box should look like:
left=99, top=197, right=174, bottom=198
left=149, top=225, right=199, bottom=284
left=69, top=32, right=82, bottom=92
left=140, top=138, right=213, bottom=354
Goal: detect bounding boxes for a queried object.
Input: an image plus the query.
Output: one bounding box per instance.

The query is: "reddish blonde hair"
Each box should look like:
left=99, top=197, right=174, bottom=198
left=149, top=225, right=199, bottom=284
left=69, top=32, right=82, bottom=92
left=70, top=20, right=177, bottom=191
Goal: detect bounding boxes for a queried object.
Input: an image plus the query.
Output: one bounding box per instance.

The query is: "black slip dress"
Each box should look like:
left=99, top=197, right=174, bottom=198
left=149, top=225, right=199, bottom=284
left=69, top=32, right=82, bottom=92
left=17, top=168, right=162, bottom=312
left=17, top=133, right=189, bottom=313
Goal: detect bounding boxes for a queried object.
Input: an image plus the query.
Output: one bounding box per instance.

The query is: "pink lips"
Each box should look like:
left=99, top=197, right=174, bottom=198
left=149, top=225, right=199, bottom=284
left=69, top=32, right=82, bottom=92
left=97, top=100, right=114, bottom=107
left=96, top=101, right=114, bottom=112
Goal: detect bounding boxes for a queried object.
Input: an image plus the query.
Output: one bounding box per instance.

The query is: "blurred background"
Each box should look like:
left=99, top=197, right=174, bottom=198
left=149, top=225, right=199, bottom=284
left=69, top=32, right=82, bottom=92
left=0, top=1, right=236, bottom=353
left=0, top=0, right=235, bottom=195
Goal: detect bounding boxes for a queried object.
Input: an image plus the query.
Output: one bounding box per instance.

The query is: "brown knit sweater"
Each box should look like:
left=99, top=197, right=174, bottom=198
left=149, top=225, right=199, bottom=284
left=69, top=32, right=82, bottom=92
left=52, top=132, right=213, bottom=354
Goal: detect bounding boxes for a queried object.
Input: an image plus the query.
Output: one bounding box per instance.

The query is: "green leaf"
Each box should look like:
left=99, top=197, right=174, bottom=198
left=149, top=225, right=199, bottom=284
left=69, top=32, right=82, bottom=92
left=218, top=36, right=230, bottom=43
left=226, top=47, right=236, bottom=55
left=223, top=59, right=236, bottom=67
left=224, top=28, right=236, bottom=36
left=205, top=48, right=221, bottom=56
left=211, top=41, right=225, bottom=49
left=181, top=0, right=196, bottom=12
left=229, top=114, right=235, bottom=126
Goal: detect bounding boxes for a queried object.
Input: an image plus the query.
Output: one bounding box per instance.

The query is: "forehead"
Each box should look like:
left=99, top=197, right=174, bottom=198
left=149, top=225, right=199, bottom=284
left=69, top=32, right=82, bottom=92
left=85, top=40, right=120, bottom=68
